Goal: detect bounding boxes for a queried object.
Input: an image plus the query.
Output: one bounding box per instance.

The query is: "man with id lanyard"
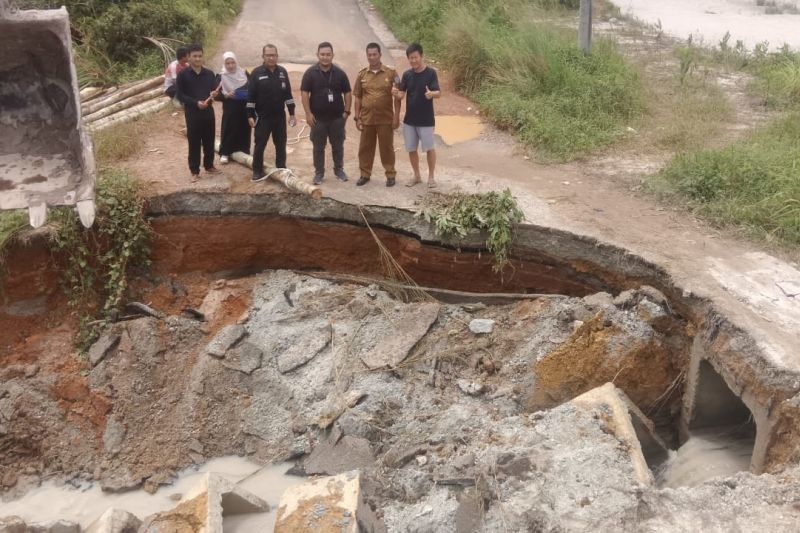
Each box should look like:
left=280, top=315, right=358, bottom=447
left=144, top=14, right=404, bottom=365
left=247, top=44, right=297, bottom=182
left=301, top=42, right=353, bottom=185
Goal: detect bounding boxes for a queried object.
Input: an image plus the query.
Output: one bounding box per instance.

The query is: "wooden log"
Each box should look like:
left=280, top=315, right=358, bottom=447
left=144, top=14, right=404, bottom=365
left=213, top=139, right=323, bottom=199
left=87, top=98, right=169, bottom=133
left=82, top=75, right=165, bottom=116
left=79, top=86, right=104, bottom=101
left=83, top=87, right=163, bottom=123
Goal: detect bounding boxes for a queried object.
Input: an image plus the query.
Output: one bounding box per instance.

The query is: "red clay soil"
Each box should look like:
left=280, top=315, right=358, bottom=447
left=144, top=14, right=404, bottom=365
left=147, top=215, right=603, bottom=296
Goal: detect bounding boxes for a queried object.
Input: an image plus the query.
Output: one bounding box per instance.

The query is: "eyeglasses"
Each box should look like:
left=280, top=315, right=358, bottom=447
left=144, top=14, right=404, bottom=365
left=264, top=54, right=278, bottom=57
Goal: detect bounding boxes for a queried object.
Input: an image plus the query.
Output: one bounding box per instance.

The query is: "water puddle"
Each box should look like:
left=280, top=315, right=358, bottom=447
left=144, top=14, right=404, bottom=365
left=0, top=456, right=304, bottom=531
left=658, top=428, right=753, bottom=488
left=436, top=115, right=483, bottom=145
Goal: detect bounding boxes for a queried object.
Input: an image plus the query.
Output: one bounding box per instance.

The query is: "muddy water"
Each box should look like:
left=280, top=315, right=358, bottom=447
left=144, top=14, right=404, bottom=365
left=436, top=115, right=483, bottom=145
left=0, top=456, right=303, bottom=531
left=658, top=428, right=754, bottom=488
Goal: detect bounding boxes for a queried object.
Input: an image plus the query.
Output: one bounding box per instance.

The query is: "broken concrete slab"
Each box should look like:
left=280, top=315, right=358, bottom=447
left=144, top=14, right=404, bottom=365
left=342, top=302, right=440, bottom=370
left=583, top=291, right=614, bottom=308
left=139, top=493, right=207, bottom=532
left=305, top=426, right=376, bottom=476
left=222, top=342, right=263, bottom=374
left=571, top=382, right=667, bottom=484
left=274, top=320, right=331, bottom=373
left=85, top=508, right=141, bottom=533
left=468, top=318, right=494, bottom=334
left=275, top=470, right=381, bottom=533
left=88, top=333, right=120, bottom=367
left=177, top=472, right=269, bottom=531
left=205, top=324, right=246, bottom=358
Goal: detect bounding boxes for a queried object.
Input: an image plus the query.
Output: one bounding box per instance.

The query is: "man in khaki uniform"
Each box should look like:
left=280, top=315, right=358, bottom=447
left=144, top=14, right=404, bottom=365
left=354, top=42, right=401, bottom=187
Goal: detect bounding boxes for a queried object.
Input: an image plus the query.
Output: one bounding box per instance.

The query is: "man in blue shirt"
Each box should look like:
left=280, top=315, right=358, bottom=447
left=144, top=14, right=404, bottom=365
left=393, top=43, right=441, bottom=188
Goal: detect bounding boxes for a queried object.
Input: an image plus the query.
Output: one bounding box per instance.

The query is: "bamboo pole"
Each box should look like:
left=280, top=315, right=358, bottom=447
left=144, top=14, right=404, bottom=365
left=82, top=75, right=165, bottom=116
left=87, top=98, right=169, bottom=132
left=83, top=87, right=163, bottom=123
left=213, top=139, right=322, bottom=199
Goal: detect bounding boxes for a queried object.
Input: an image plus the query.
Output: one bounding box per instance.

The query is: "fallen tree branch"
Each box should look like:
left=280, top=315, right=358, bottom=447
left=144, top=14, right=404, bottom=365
left=303, top=271, right=560, bottom=304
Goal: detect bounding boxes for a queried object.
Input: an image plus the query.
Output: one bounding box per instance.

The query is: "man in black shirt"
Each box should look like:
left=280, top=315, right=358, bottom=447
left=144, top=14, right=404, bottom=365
left=301, top=42, right=352, bottom=185
left=393, top=43, right=441, bottom=188
left=247, top=44, right=298, bottom=182
left=176, top=43, right=221, bottom=181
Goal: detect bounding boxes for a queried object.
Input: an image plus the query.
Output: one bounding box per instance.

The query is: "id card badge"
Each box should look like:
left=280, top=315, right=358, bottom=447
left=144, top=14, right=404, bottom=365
left=327, top=89, right=334, bottom=103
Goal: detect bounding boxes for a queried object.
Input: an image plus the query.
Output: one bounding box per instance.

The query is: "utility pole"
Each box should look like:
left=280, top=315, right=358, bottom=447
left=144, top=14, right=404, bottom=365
left=578, top=0, right=592, bottom=54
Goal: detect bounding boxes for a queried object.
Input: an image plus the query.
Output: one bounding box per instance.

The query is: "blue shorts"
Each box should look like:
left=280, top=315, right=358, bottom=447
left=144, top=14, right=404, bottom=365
left=403, top=124, right=435, bottom=152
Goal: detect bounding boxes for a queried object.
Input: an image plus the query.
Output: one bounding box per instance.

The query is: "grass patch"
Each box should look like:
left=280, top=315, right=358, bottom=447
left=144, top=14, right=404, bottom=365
left=651, top=41, right=800, bottom=248
left=372, top=0, right=644, bottom=161
left=653, top=68, right=733, bottom=152
left=653, top=113, right=800, bottom=244
left=93, top=121, right=146, bottom=168
left=0, top=210, right=28, bottom=263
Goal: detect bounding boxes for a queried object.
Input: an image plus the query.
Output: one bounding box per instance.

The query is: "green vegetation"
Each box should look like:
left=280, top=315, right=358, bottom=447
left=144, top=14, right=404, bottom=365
left=18, top=0, right=242, bottom=85
left=49, top=170, right=152, bottom=351
left=418, top=190, right=524, bottom=272
left=372, top=0, right=644, bottom=160
left=93, top=121, right=146, bottom=168
left=0, top=210, right=28, bottom=263
left=653, top=44, right=800, bottom=246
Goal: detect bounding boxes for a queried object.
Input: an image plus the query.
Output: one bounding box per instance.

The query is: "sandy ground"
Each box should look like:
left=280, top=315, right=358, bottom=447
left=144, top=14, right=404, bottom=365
left=618, top=0, right=800, bottom=49
left=116, top=0, right=800, bottom=374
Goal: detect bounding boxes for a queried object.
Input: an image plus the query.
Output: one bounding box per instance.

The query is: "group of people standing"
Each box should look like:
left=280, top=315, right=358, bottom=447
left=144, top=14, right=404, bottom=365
left=171, top=41, right=441, bottom=187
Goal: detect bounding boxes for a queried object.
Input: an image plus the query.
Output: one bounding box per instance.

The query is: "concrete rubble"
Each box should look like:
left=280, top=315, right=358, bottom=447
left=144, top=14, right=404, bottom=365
left=85, top=509, right=141, bottom=533
left=274, top=470, right=380, bottom=533
left=140, top=472, right=267, bottom=532
left=1, top=271, right=800, bottom=530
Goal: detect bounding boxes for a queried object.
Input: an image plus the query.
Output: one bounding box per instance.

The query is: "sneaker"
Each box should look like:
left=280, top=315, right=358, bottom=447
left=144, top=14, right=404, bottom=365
left=313, top=173, right=324, bottom=185
left=356, top=176, right=370, bottom=186
left=252, top=173, right=267, bottom=183
left=220, top=155, right=229, bottom=164
left=386, top=177, right=396, bottom=187
left=334, top=168, right=349, bottom=182
left=205, top=166, right=221, bottom=174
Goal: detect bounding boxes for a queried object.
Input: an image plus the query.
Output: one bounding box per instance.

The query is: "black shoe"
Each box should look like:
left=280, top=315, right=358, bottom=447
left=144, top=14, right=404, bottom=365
left=313, top=173, right=324, bottom=185
left=252, top=173, right=267, bottom=182
left=386, top=177, right=396, bottom=187
left=356, top=176, right=370, bottom=186
left=334, top=168, right=349, bottom=182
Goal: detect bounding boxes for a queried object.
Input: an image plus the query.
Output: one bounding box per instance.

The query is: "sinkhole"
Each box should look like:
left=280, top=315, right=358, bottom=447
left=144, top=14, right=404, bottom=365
left=0, top=193, right=797, bottom=530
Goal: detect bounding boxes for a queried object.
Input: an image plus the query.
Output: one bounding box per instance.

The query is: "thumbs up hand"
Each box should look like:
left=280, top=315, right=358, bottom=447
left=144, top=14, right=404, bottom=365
left=424, top=85, right=434, bottom=100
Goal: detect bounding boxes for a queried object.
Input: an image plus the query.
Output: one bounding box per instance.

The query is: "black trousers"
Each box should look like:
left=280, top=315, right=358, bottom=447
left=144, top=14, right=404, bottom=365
left=310, top=116, right=346, bottom=175
left=252, top=112, right=287, bottom=175
left=220, top=99, right=251, bottom=156
left=185, top=108, right=215, bottom=174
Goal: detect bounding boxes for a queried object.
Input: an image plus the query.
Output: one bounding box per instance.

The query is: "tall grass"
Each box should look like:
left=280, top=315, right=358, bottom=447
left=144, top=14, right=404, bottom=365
left=372, top=0, right=644, bottom=161
left=654, top=46, right=800, bottom=247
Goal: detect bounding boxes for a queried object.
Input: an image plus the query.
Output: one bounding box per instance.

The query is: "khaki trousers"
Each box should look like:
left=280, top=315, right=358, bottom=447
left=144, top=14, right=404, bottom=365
left=358, top=124, right=396, bottom=179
